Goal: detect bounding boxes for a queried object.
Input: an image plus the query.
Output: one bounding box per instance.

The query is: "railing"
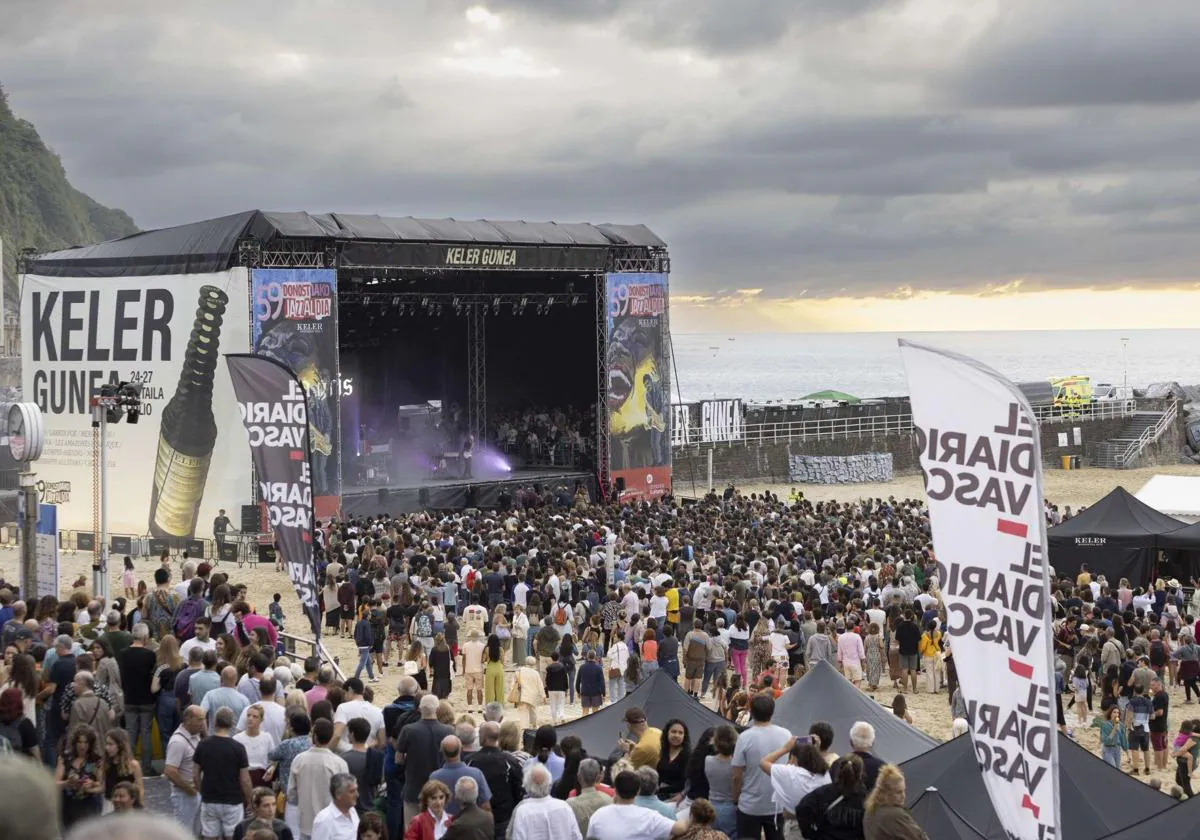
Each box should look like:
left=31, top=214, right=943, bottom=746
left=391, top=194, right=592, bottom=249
left=674, top=412, right=915, bottom=447
left=280, top=631, right=346, bottom=681
left=1110, top=401, right=1179, bottom=468
left=674, top=399, right=1140, bottom=448
left=1030, top=399, right=1137, bottom=424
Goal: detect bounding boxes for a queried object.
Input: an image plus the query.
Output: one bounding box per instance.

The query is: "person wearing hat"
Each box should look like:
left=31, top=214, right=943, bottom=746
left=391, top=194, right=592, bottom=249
left=617, top=707, right=661, bottom=769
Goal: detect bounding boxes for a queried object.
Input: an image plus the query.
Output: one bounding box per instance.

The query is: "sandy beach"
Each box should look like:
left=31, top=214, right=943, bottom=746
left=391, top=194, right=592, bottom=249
left=8, top=461, right=1196, bottom=788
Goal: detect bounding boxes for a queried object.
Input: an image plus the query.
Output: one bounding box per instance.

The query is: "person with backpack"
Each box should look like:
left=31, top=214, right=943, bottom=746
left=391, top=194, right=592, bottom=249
left=411, top=601, right=436, bottom=657
left=145, top=568, right=181, bottom=641
left=173, top=579, right=208, bottom=643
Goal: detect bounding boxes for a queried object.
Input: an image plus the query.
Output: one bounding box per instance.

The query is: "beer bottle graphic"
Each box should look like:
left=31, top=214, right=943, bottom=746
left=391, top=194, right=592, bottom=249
left=148, top=285, right=227, bottom=539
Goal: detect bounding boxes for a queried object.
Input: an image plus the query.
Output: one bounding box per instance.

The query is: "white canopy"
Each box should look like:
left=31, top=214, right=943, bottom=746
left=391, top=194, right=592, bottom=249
left=1135, top=475, right=1200, bottom=522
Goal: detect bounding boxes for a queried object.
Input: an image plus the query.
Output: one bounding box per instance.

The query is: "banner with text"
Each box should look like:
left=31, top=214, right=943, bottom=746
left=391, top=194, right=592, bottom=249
left=226, top=354, right=321, bottom=638
left=251, top=268, right=342, bottom=520
left=607, top=272, right=671, bottom=499
left=899, top=340, right=1059, bottom=840
left=21, top=271, right=251, bottom=537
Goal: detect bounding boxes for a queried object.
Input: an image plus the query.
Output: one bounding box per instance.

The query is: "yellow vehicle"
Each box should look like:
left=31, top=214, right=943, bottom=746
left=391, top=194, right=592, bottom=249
left=1050, top=375, right=1092, bottom=409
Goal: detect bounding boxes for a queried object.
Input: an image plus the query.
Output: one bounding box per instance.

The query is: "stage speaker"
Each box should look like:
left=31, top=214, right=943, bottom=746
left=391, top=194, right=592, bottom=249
left=615, top=477, right=626, bottom=492
left=110, top=535, right=132, bottom=555
left=185, top=539, right=205, bottom=559
left=258, top=544, right=277, bottom=565
left=218, top=543, right=239, bottom=564
left=377, top=488, right=390, bottom=504
left=418, top=488, right=431, bottom=508
left=241, top=504, right=260, bottom=533
left=76, top=532, right=95, bottom=551
left=464, top=486, right=478, bottom=508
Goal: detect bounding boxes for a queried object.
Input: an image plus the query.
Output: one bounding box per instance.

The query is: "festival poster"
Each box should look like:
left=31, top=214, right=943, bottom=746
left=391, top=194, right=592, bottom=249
left=20, top=271, right=251, bottom=538
left=226, top=354, right=321, bottom=637
left=606, top=272, right=671, bottom=499
left=899, top=340, right=1060, bottom=840
left=251, top=268, right=342, bottom=520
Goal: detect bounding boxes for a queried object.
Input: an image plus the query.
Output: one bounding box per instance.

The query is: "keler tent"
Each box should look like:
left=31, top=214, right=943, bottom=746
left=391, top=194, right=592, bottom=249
left=771, top=660, right=937, bottom=763
left=1047, top=486, right=1188, bottom=586
left=537, top=668, right=730, bottom=759
left=899, top=733, right=1174, bottom=840
left=909, top=788, right=988, bottom=840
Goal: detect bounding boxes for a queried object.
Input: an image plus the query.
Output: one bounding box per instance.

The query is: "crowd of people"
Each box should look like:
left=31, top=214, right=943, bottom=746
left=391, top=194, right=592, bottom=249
left=3, top=486, right=1200, bottom=840
left=489, top=406, right=594, bottom=468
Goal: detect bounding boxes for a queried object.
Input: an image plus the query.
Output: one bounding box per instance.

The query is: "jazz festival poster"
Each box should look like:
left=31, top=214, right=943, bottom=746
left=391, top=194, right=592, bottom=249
left=900, top=340, right=1061, bottom=840
left=607, top=272, right=671, bottom=500
left=227, top=354, right=322, bottom=637
left=251, top=268, right=342, bottom=519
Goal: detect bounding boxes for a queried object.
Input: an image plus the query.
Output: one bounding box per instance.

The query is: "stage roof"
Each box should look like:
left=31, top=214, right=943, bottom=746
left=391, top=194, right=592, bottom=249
left=26, top=210, right=667, bottom=277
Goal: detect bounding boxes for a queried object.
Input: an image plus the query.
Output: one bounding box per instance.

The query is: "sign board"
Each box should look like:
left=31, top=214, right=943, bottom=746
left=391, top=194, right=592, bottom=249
left=700, top=399, right=743, bottom=442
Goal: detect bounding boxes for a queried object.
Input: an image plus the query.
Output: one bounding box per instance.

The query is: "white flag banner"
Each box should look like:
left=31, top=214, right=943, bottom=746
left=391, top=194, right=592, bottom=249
left=898, top=340, right=1060, bottom=840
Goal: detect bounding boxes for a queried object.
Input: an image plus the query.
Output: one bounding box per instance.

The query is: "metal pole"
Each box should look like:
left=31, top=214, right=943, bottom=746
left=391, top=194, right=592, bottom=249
left=97, top=415, right=110, bottom=604
left=707, top=447, right=713, bottom=492
left=20, top=471, right=37, bottom=599
left=1122, top=338, right=1129, bottom=390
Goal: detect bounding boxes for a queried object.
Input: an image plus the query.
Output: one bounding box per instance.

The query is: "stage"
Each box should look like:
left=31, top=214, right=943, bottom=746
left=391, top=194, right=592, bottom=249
left=340, top=467, right=595, bottom=517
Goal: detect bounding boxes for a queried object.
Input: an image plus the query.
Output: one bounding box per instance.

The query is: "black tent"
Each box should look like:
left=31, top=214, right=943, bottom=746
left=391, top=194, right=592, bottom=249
left=899, top=733, right=1174, bottom=840
left=537, top=669, right=730, bottom=759
left=1047, top=486, right=1188, bottom=586
left=1096, top=791, right=1195, bottom=839
left=909, top=788, right=988, bottom=840
left=771, top=661, right=938, bottom=764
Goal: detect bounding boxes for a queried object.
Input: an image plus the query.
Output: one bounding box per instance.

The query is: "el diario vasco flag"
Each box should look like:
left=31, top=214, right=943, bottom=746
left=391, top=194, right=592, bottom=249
left=898, top=340, right=1060, bottom=840
left=226, top=354, right=321, bottom=637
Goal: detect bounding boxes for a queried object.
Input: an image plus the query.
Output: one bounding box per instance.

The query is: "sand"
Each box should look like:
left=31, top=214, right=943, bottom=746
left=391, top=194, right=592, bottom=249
left=9, top=462, right=1198, bottom=787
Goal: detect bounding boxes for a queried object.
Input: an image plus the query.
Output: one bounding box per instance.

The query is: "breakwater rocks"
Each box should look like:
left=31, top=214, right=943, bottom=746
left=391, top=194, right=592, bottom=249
left=787, top=453, right=894, bottom=484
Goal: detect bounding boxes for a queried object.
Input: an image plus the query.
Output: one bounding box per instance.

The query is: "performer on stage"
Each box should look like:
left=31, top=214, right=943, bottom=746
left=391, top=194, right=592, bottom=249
left=462, top=434, right=475, bottom=479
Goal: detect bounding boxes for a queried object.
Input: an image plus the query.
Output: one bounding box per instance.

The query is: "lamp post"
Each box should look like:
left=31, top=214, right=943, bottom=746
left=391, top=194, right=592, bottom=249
left=1121, top=337, right=1130, bottom=391
left=89, top=383, right=143, bottom=603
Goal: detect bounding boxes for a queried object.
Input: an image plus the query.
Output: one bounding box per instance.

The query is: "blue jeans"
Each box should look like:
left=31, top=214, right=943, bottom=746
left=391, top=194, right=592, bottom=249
left=702, top=661, right=724, bottom=696
left=564, top=664, right=577, bottom=704
left=1102, top=745, right=1122, bottom=768
left=157, top=692, right=179, bottom=758
left=125, top=703, right=155, bottom=769
left=712, top=800, right=737, bottom=838
left=661, top=658, right=680, bottom=681
left=385, top=776, right=405, bottom=840
left=355, top=647, right=375, bottom=679
left=644, top=660, right=659, bottom=676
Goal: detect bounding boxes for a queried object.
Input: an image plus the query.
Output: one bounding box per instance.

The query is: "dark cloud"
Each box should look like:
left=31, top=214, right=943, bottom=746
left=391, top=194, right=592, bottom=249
left=1, top=1, right=1199, bottom=302
left=947, top=1, right=1200, bottom=107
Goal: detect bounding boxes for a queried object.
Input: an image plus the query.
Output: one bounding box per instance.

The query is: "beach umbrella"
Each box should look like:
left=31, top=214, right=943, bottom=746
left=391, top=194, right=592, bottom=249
left=801, top=390, right=861, bottom=403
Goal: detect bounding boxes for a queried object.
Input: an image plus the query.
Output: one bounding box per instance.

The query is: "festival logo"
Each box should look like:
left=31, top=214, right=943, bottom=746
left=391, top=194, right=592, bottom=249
left=20, top=271, right=251, bottom=536
left=900, top=340, right=1060, bottom=840
left=606, top=273, right=671, bottom=499
left=252, top=269, right=342, bottom=519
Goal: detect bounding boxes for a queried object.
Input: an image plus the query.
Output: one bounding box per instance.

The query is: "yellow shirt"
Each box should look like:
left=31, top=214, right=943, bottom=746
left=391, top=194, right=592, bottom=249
left=666, top=588, right=680, bottom=621
left=630, top=727, right=662, bottom=769
left=919, top=632, right=942, bottom=658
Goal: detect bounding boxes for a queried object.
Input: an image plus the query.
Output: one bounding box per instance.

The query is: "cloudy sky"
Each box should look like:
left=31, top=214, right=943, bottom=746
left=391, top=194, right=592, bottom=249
left=4, top=0, right=1200, bottom=332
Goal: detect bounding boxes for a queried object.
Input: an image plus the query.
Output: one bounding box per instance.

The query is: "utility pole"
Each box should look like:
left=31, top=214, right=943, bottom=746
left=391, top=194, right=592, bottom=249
left=1121, top=337, right=1130, bottom=390
left=19, top=471, right=37, bottom=599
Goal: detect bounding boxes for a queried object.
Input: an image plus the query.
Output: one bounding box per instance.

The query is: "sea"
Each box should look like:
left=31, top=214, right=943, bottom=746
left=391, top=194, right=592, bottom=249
left=669, top=329, right=1198, bottom=403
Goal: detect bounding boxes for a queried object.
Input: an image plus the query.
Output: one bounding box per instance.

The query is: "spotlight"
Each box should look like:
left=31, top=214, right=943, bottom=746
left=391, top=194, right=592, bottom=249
left=421, top=296, right=430, bottom=308
left=547, top=296, right=555, bottom=307
left=391, top=296, right=401, bottom=306
left=571, top=295, right=581, bottom=306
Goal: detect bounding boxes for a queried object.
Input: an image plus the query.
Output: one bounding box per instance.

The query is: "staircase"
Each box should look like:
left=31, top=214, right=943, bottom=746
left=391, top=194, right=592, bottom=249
left=1090, top=404, right=1178, bottom=468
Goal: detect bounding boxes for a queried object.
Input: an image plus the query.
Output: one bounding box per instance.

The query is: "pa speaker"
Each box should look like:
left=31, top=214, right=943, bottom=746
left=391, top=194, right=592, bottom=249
left=241, top=505, right=260, bottom=532
left=418, top=487, right=431, bottom=508
left=218, top=543, right=239, bottom=563
left=377, top=488, right=390, bottom=504
left=615, top=477, right=626, bottom=492
left=185, top=539, right=205, bottom=559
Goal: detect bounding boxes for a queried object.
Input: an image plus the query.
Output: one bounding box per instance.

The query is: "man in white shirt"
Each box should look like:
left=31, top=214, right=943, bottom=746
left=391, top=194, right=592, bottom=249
left=588, top=769, right=688, bottom=840
left=462, top=597, right=488, bottom=639
left=461, top=631, right=487, bottom=714
left=332, top=678, right=385, bottom=751
left=509, top=762, right=581, bottom=840
left=312, top=772, right=360, bottom=840
left=179, top=617, right=218, bottom=662
left=174, top=561, right=197, bottom=600
left=621, top=586, right=641, bottom=624
left=514, top=579, right=530, bottom=609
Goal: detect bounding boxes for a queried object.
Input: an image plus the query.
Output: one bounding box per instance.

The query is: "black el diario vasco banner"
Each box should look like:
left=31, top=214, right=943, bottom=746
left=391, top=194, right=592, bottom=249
left=339, top=242, right=610, bottom=272
left=226, top=353, right=321, bottom=638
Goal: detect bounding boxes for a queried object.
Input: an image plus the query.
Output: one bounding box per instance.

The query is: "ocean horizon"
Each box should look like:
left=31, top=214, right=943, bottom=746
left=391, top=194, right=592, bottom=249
left=669, top=328, right=1198, bottom=403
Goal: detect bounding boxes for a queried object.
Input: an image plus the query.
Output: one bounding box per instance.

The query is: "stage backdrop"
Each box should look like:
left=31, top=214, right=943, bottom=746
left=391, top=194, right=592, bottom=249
left=606, top=272, right=671, bottom=499
left=251, top=268, right=342, bottom=520
left=21, top=271, right=252, bottom=538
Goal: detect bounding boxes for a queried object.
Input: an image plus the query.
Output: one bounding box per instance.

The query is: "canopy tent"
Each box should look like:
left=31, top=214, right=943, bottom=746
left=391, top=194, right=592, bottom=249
left=909, top=788, right=988, bottom=840
left=535, top=668, right=730, bottom=759
left=771, top=661, right=937, bottom=764
left=1096, top=791, right=1197, bottom=839
left=1136, top=474, right=1200, bottom=523
left=800, top=390, right=860, bottom=403
left=1047, top=486, right=1189, bottom=586
left=900, top=733, right=1174, bottom=840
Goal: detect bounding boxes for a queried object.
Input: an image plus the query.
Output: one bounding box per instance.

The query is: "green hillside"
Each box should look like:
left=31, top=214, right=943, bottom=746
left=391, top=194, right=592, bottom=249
left=0, top=84, right=139, bottom=302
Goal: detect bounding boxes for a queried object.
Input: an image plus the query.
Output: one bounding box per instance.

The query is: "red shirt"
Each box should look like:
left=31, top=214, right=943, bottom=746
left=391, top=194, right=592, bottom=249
left=241, top=612, right=278, bottom=648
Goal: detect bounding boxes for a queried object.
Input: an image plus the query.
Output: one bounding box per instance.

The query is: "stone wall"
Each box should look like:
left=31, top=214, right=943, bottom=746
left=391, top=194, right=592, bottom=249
left=1039, top=416, right=1129, bottom=468
left=788, top=453, right=893, bottom=484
